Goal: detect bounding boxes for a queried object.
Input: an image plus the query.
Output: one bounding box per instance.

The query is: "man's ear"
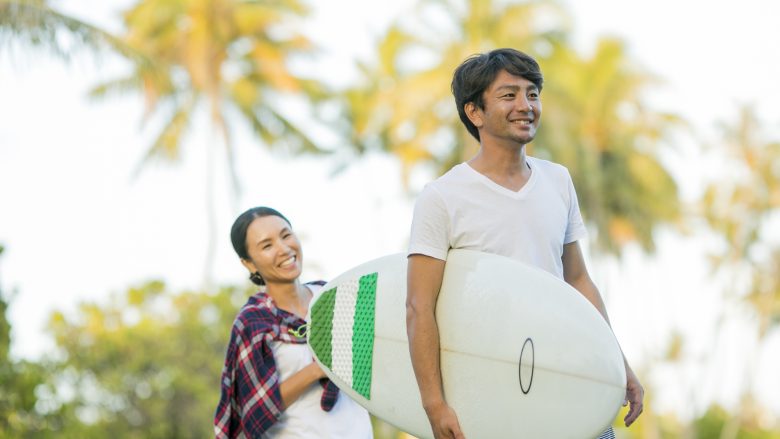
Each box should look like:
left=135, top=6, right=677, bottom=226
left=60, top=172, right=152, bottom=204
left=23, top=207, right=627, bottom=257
left=465, top=102, right=483, bottom=129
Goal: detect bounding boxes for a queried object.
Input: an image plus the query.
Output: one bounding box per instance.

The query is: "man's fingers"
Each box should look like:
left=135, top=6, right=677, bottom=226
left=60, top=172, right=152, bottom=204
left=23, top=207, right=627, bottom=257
left=434, top=427, right=464, bottom=439
left=448, top=423, right=465, bottom=439
left=624, top=401, right=644, bottom=426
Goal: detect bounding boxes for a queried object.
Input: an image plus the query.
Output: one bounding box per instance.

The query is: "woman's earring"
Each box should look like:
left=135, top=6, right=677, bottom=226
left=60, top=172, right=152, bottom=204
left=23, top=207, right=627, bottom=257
left=249, top=271, right=265, bottom=286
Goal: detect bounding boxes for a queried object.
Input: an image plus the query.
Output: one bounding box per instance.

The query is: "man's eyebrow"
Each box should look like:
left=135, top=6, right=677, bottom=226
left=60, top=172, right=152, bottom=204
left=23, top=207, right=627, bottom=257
left=494, top=84, right=538, bottom=92
left=495, top=84, right=520, bottom=92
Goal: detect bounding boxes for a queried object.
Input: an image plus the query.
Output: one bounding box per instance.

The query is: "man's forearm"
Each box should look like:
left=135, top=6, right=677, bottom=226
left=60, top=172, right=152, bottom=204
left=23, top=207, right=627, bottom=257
left=569, top=276, right=611, bottom=325
left=406, top=254, right=449, bottom=412
left=407, top=306, right=446, bottom=409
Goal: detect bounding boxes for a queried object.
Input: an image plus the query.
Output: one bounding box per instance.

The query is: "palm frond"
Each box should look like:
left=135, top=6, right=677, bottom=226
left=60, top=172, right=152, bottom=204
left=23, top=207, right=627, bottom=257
left=265, top=106, right=326, bottom=155
left=132, top=96, right=197, bottom=179
left=87, top=76, right=146, bottom=101
left=0, top=0, right=146, bottom=63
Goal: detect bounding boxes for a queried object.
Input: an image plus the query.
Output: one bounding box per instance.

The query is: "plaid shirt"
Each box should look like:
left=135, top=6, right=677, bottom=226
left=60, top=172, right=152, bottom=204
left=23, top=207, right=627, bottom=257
left=214, top=283, right=340, bottom=438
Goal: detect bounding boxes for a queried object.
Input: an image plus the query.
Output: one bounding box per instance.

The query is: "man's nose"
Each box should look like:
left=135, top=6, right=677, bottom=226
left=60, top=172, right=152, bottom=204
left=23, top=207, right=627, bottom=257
left=515, top=96, right=533, bottom=112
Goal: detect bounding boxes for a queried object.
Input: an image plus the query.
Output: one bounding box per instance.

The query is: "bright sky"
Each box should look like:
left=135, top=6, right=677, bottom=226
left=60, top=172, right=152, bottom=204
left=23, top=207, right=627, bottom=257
left=1, top=0, right=779, bottom=425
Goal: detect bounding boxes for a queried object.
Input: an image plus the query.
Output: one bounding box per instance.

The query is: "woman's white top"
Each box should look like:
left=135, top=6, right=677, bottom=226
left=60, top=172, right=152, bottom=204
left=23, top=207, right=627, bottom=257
left=263, top=284, right=373, bottom=439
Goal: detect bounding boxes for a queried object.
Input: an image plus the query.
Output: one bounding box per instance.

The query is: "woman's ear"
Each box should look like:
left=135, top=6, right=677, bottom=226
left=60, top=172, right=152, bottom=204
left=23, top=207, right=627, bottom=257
left=240, top=258, right=256, bottom=275
left=465, top=102, right=483, bottom=129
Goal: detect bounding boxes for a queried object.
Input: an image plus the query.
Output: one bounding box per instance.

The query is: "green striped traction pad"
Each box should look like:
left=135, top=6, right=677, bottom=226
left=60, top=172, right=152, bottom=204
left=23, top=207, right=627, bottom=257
left=310, top=272, right=377, bottom=400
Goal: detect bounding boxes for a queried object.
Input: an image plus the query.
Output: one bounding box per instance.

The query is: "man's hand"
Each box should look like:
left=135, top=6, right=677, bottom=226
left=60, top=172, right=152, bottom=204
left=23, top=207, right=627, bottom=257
left=425, top=401, right=466, bottom=439
left=623, top=366, right=644, bottom=426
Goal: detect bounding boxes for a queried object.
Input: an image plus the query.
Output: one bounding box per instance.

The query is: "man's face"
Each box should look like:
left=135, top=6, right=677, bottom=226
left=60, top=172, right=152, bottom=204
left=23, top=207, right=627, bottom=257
left=470, top=69, right=542, bottom=146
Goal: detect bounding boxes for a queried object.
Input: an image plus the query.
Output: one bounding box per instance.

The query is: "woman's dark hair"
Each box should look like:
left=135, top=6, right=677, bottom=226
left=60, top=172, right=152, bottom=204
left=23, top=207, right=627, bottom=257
left=230, top=206, right=291, bottom=260
left=451, top=48, right=543, bottom=141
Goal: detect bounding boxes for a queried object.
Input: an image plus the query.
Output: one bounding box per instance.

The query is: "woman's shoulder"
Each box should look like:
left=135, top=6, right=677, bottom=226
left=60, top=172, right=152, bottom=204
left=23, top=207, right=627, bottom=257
left=233, top=293, right=278, bottom=332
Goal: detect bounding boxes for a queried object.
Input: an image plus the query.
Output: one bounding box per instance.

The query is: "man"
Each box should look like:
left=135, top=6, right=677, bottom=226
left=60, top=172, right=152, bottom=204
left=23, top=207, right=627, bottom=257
left=405, top=48, right=644, bottom=439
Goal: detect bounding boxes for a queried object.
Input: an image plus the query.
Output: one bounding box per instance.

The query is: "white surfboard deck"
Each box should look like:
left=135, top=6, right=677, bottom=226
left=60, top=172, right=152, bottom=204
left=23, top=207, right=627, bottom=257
left=307, top=249, right=625, bottom=439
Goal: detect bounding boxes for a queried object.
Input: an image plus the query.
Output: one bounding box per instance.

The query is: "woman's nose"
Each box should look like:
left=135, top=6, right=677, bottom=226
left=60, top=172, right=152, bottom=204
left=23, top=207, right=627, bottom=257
left=277, top=241, right=292, bottom=254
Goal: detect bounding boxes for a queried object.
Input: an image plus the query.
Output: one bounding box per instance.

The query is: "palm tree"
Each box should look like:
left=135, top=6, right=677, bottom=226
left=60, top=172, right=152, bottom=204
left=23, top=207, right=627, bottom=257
left=702, top=106, right=780, bottom=439
left=338, top=0, right=681, bottom=257
left=535, top=39, right=682, bottom=254
left=89, top=0, right=326, bottom=281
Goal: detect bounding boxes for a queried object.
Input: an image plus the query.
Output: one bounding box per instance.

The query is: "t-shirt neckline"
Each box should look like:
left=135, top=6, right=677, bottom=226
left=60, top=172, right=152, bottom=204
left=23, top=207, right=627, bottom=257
left=462, top=158, right=537, bottom=199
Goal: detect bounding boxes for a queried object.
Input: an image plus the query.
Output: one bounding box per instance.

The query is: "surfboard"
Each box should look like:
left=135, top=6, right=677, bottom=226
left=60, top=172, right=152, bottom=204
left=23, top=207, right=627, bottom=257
left=307, top=249, right=626, bottom=439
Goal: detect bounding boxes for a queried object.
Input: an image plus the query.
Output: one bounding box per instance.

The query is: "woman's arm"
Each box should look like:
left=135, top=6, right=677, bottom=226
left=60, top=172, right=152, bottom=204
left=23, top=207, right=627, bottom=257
left=278, top=362, right=327, bottom=409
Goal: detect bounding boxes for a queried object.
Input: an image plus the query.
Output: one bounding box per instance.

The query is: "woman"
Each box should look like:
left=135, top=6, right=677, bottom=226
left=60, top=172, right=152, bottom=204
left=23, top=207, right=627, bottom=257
left=214, top=207, right=373, bottom=438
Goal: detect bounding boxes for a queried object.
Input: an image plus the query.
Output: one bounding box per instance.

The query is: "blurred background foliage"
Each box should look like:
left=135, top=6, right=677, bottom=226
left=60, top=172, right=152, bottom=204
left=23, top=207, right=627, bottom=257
left=1, top=0, right=779, bottom=437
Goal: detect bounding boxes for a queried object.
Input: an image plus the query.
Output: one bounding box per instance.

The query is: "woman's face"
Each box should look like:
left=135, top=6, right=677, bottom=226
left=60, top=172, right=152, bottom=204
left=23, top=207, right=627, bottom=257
left=241, top=215, right=303, bottom=284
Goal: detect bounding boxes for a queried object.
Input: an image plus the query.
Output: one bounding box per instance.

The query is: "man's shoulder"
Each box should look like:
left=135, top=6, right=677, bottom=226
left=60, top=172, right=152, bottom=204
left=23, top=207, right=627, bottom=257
left=432, top=162, right=469, bottom=182
left=419, top=163, right=481, bottom=203
left=528, top=156, right=573, bottom=184
left=528, top=156, right=568, bottom=173
left=426, top=163, right=479, bottom=190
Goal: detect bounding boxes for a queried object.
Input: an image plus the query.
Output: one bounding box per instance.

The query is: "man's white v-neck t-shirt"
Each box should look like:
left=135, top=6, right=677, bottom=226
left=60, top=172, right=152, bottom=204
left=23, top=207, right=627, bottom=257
left=408, top=156, right=587, bottom=279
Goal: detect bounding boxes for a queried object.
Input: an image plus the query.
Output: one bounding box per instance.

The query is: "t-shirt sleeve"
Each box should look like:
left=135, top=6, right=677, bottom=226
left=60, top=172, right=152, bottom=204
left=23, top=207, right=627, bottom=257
left=407, top=184, right=450, bottom=260
left=564, top=170, right=588, bottom=245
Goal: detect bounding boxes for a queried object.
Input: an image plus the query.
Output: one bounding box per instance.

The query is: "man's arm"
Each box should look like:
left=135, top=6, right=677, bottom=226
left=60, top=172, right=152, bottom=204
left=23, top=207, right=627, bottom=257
left=562, top=241, right=610, bottom=321
left=406, top=254, right=465, bottom=439
left=561, top=241, right=644, bottom=427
